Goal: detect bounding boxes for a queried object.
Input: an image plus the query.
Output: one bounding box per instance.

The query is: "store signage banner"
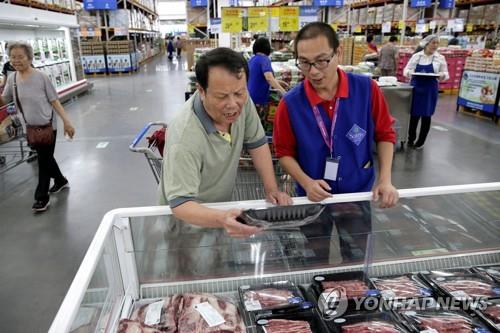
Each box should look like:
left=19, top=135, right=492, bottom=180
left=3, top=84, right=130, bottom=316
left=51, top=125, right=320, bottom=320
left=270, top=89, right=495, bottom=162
left=191, top=0, right=207, bottom=7
left=270, top=7, right=280, bottom=17
left=313, top=0, right=343, bottom=7
left=248, top=7, right=268, bottom=17
left=279, top=6, right=299, bottom=31
left=439, top=0, right=454, bottom=9
left=248, top=17, right=268, bottom=31
left=300, top=6, right=319, bottom=16
left=222, top=17, right=243, bottom=32
left=457, top=71, right=500, bottom=113
left=83, top=0, right=117, bottom=10
left=210, top=18, right=221, bottom=34
left=410, top=0, right=431, bottom=8
left=446, top=19, right=454, bottom=31
left=382, top=21, right=391, bottom=33
left=454, top=18, right=464, bottom=32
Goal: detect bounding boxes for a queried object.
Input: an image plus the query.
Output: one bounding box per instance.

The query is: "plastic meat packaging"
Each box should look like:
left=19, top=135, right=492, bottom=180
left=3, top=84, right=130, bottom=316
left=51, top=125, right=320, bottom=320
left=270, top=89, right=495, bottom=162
left=370, top=274, right=433, bottom=300
left=237, top=204, right=325, bottom=230
left=400, top=309, right=492, bottom=333
left=323, top=311, right=410, bottom=333
left=473, top=265, right=500, bottom=283
left=239, top=281, right=306, bottom=312
left=255, top=309, right=327, bottom=333
left=475, top=299, right=500, bottom=332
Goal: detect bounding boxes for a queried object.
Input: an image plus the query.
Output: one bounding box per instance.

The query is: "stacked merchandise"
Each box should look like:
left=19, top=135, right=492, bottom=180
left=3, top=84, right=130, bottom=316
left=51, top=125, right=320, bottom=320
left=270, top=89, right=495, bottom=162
left=185, top=39, right=218, bottom=70
left=270, top=52, right=294, bottom=62
left=340, top=37, right=354, bottom=65
left=353, top=40, right=369, bottom=65
left=383, top=4, right=394, bottom=22
left=80, top=41, right=107, bottom=74
left=78, top=10, right=102, bottom=28
left=106, top=41, right=137, bottom=73
left=439, top=49, right=469, bottom=91
left=465, top=49, right=500, bottom=74
left=396, top=48, right=414, bottom=83
left=484, top=4, right=500, bottom=25
left=350, top=9, right=359, bottom=25
left=375, top=7, right=384, bottom=24
left=366, top=7, right=376, bottom=25
left=468, top=6, right=485, bottom=25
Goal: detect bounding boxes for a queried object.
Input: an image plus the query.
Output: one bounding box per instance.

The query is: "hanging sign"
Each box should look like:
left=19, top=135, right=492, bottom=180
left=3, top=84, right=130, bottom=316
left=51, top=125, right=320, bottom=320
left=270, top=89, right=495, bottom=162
left=446, top=19, right=454, bottom=31
left=191, top=0, right=207, bottom=7
left=299, top=6, right=318, bottom=28
left=439, top=0, right=454, bottom=9
left=457, top=71, right=500, bottom=113
left=353, top=25, right=362, bottom=33
left=84, top=0, right=117, bottom=10
left=222, top=7, right=244, bottom=17
left=398, top=20, right=405, bottom=29
left=410, top=0, right=431, bottom=8
left=114, top=27, right=128, bottom=36
left=210, top=18, right=221, bottom=34
left=270, top=7, right=280, bottom=17
left=466, top=23, right=473, bottom=32
left=454, top=18, right=464, bottom=32
left=331, top=23, right=338, bottom=31
left=248, top=17, right=268, bottom=31
left=313, top=0, right=343, bottom=7
left=382, top=21, right=391, bottom=33
left=248, top=7, right=268, bottom=17
left=222, top=17, right=243, bottom=32
left=429, top=20, right=436, bottom=30
left=279, top=7, right=299, bottom=32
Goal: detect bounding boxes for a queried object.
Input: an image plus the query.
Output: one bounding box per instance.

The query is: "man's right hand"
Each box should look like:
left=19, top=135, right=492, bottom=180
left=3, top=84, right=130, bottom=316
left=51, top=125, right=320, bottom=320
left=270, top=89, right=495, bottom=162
left=305, top=179, right=333, bottom=202
left=220, top=209, right=261, bottom=238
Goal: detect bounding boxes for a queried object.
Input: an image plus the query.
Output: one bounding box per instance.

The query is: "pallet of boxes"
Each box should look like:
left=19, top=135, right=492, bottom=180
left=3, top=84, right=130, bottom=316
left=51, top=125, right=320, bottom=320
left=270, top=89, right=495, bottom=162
left=106, top=41, right=137, bottom=74
left=80, top=41, right=107, bottom=75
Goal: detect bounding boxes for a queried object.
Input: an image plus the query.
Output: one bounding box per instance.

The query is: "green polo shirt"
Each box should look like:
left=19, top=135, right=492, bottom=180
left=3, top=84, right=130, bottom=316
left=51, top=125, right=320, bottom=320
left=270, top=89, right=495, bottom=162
left=159, top=91, right=267, bottom=207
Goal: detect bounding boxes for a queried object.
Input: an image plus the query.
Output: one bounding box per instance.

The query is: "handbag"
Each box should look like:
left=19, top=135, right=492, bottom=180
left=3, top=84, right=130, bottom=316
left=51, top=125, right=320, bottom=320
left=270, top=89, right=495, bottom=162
left=14, top=72, right=55, bottom=146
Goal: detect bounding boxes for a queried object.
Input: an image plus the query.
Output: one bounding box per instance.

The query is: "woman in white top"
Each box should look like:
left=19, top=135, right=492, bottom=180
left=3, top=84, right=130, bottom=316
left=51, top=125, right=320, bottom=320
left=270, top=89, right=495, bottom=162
left=404, top=35, right=449, bottom=149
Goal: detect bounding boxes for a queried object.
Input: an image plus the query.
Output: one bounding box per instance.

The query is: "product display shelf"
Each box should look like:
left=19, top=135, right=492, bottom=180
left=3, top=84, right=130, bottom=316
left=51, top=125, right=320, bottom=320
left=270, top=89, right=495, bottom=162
left=49, top=182, right=500, bottom=332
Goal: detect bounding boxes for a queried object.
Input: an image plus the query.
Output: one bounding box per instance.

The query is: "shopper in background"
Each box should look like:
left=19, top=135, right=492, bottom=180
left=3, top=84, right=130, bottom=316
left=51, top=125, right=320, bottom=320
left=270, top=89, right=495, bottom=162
left=159, top=47, right=292, bottom=238
left=366, top=35, right=378, bottom=53
left=250, top=34, right=259, bottom=49
left=448, top=32, right=460, bottom=46
left=248, top=37, right=288, bottom=127
left=403, top=35, right=449, bottom=149
left=273, top=22, right=399, bottom=208
left=378, top=36, right=398, bottom=77
left=167, top=37, right=174, bottom=60
left=0, top=41, right=75, bottom=212
left=1, top=43, right=16, bottom=88
left=175, top=36, right=183, bottom=58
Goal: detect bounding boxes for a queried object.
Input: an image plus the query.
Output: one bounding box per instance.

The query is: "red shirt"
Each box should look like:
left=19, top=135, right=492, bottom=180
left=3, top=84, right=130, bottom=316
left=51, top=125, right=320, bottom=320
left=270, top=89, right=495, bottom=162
left=273, top=69, right=396, bottom=158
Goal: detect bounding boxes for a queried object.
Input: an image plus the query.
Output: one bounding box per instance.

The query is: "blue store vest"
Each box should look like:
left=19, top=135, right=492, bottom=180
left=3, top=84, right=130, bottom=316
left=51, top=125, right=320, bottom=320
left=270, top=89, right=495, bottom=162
left=284, top=73, right=375, bottom=196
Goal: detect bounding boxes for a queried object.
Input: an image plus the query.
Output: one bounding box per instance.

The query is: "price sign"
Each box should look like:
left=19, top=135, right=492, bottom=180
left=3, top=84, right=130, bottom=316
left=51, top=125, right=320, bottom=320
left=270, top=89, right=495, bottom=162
left=280, top=16, right=299, bottom=31
left=466, top=23, right=473, bottom=32
left=248, top=17, right=268, bottom=31
left=280, top=6, right=299, bottom=17
left=354, top=25, right=362, bottom=33
left=382, top=21, right=391, bottom=33
left=248, top=7, right=268, bottom=17
left=270, top=7, right=280, bottom=17
left=331, top=23, right=338, bottom=31
left=398, top=20, right=405, bottom=29
left=222, top=17, right=242, bottom=32
left=222, top=7, right=243, bottom=17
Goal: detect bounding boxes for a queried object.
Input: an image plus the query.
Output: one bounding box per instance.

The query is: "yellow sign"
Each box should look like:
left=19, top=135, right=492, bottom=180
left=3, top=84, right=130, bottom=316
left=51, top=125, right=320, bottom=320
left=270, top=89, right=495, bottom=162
left=222, top=17, right=243, bottom=33
left=280, top=6, right=299, bottom=17
left=270, top=7, right=280, bottom=17
left=398, top=20, right=405, bottom=30
left=280, top=16, right=298, bottom=32
left=248, top=17, right=269, bottom=32
left=466, top=23, right=473, bottom=32
left=331, top=23, right=338, bottom=31
left=248, top=7, right=268, bottom=17
left=222, top=7, right=243, bottom=17
left=188, top=24, right=195, bottom=34
left=353, top=25, right=362, bottom=33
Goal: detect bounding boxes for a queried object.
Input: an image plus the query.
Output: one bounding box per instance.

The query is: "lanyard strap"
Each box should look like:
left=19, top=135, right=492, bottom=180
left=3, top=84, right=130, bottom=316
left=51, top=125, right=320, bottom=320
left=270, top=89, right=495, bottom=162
left=312, top=98, right=340, bottom=157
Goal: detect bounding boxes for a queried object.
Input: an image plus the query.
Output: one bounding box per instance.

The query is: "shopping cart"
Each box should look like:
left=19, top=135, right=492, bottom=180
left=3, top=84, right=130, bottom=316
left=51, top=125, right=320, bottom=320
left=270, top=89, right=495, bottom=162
left=0, top=103, right=36, bottom=174
left=130, top=122, right=296, bottom=201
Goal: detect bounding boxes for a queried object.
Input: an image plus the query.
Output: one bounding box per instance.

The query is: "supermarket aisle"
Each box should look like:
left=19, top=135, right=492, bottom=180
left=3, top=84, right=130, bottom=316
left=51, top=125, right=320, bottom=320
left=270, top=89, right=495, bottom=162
left=0, top=54, right=499, bottom=332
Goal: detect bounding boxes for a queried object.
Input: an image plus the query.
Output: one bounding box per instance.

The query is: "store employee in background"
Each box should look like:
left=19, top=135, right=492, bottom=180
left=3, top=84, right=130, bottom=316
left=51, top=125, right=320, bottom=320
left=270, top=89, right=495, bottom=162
left=248, top=37, right=288, bottom=126
left=159, top=47, right=292, bottom=238
left=404, top=35, right=449, bottom=149
left=273, top=22, right=399, bottom=208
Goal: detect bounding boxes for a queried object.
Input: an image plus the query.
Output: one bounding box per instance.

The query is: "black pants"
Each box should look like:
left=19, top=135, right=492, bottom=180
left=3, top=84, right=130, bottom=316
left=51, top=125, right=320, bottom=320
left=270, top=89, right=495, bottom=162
left=176, top=48, right=181, bottom=56
left=34, top=131, right=65, bottom=201
left=409, top=115, right=432, bottom=145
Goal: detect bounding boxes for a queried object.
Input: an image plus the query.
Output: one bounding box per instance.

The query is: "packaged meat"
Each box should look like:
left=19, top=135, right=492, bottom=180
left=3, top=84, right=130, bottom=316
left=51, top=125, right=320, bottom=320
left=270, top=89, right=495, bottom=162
left=239, top=281, right=305, bottom=312
left=370, top=274, right=433, bottom=300
left=420, top=270, right=500, bottom=300
left=323, top=310, right=410, bottom=333
left=121, top=293, right=245, bottom=333
left=237, top=204, right=326, bottom=230
left=255, top=309, right=327, bottom=333
left=475, top=299, right=500, bottom=332
left=400, top=309, right=492, bottom=333
left=473, top=265, right=500, bottom=283
left=312, top=271, right=379, bottom=315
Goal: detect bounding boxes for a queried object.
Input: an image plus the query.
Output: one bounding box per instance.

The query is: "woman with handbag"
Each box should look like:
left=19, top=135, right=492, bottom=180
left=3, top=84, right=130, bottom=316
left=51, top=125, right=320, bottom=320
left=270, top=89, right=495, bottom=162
left=0, top=41, right=75, bottom=212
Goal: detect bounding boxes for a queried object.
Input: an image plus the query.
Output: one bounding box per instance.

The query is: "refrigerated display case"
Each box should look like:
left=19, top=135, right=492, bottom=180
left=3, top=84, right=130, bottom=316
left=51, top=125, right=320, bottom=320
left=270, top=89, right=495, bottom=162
left=50, top=183, right=500, bottom=332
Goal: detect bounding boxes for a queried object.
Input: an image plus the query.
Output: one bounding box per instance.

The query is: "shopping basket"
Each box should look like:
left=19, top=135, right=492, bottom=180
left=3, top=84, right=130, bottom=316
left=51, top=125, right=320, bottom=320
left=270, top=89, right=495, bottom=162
left=130, top=122, right=296, bottom=201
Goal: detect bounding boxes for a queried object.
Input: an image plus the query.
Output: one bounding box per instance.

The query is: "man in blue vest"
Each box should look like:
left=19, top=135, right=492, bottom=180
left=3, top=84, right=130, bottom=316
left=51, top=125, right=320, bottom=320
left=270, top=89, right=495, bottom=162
left=273, top=22, right=399, bottom=208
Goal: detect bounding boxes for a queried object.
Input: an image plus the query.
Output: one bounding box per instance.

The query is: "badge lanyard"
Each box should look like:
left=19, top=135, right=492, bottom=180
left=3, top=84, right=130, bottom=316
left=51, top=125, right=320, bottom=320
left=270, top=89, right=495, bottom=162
left=312, top=98, right=340, bottom=158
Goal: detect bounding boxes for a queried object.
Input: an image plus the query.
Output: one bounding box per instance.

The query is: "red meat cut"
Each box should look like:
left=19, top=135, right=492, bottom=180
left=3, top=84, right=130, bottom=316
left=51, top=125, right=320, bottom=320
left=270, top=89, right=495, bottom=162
left=440, top=280, right=495, bottom=298
left=484, top=305, right=500, bottom=323
left=372, top=276, right=423, bottom=298
left=243, top=288, right=295, bottom=308
left=117, top=319, right=163, bottom=333
left=262, top=319, right=313, bottom=333
left=130, top=295, right=183, bottom=332
left=416, top=315, right=472, bottom=333
left=341, top=320, right=399, bottom=333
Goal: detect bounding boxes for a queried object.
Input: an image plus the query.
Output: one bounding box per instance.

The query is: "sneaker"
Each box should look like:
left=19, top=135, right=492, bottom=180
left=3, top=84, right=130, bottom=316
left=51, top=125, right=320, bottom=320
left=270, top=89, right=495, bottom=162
left=49, top=179, right=69, bottom=194
left=414, top=143, right=425, bottom=150
left=32, top=199, right=50, bottom=212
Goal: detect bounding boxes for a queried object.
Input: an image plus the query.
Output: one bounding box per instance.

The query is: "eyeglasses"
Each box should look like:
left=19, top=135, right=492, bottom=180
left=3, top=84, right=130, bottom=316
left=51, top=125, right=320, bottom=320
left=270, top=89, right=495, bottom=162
left=296, top=53, right=336, bottom=71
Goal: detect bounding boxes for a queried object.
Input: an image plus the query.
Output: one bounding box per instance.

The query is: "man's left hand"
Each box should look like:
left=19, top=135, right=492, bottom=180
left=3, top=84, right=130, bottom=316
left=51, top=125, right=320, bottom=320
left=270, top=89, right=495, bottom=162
left=266, top=190, right=293, bottom=206
left=372, top=181, right=399, bottom=208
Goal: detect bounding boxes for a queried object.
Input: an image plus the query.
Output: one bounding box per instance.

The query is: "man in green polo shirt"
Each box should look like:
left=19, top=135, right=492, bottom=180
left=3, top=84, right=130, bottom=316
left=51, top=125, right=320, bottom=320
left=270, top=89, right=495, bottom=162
left=159, top=47, right=292, bottom=238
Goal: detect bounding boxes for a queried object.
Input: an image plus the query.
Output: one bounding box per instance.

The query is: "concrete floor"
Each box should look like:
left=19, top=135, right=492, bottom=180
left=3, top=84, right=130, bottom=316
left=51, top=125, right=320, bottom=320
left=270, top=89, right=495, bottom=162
left=0, top=54, right=499, bottom=332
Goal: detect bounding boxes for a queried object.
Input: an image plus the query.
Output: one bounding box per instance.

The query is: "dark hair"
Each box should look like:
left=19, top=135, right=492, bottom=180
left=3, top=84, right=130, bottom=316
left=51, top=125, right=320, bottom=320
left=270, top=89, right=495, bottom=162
left=195, top=47, right=249, bottom=91
left=454, top=32, right=459, bottom=38
left=253, top=34, right=259, bottom=40
left=294, top=22, right=340, bottom=56
left=367, top=35, right=374, bottom=43
left=253, top=37, right=272, bottom=56
left=389, top=36, right=398, bottom=42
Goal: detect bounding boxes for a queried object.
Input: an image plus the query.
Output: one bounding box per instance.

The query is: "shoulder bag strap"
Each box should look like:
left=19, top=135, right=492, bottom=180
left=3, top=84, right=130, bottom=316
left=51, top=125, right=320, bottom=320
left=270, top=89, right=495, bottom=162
left=13, top=72, right=28, bottom=125
left=40, top=70, right=54, bottom=123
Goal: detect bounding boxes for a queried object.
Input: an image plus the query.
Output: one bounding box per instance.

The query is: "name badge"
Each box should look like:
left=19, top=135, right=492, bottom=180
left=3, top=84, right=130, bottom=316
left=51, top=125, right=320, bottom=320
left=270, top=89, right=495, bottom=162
left=324, top=157, right=340, bottom=181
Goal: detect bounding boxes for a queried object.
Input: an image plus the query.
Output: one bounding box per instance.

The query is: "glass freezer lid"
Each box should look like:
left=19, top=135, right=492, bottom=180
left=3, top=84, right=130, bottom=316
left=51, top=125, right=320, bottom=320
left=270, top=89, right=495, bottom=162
left=129, top=190, right=500, bottom=284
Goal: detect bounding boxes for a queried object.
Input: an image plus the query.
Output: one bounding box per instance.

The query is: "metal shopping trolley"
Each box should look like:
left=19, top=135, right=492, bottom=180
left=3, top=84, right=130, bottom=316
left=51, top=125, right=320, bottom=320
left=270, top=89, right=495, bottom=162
left=0, top=103, right=36, bottom=174
left=130, top=122, right=296, bottom=201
